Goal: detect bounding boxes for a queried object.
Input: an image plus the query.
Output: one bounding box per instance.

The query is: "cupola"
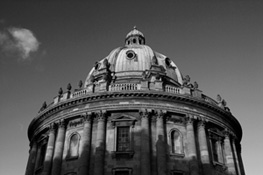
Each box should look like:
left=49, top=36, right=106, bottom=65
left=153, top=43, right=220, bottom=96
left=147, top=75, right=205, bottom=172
left=125, top=26, right=145, bottom=45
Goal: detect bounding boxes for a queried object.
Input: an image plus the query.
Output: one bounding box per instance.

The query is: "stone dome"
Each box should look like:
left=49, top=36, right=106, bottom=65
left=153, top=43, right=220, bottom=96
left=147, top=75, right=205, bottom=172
left=84, top=28, right=183, bottom=87
left=26, top=27, right=245, bottom=175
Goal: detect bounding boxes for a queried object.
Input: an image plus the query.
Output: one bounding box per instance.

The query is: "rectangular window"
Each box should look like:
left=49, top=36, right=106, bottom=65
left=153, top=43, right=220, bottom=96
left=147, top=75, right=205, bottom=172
left=116, top=127, right=130, bottom=152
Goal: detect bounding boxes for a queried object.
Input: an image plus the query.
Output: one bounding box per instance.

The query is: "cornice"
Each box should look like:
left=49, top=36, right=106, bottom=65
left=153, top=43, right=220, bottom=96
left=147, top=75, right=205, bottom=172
left=28, top=91, right=242, bottom=141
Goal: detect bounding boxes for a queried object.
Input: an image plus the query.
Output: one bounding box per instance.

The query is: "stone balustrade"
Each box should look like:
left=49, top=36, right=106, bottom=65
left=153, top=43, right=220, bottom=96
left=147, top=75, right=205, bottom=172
left=109, top=83, right=140, bottom=91
left=47, top=82, right=227, bottom=114
left=165, top=85, right=181, bottom=94
left=72, top=89, right=89, bottom=98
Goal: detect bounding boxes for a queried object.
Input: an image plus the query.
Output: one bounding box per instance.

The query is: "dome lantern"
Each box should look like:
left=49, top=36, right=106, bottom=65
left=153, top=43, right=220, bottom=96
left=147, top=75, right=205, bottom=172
left=125, top=26, right=145, bottom=45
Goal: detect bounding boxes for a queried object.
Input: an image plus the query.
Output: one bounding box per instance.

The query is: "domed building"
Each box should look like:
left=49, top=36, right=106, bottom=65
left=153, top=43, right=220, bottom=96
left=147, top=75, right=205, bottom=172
left=25, top=27, right=245, bottom=175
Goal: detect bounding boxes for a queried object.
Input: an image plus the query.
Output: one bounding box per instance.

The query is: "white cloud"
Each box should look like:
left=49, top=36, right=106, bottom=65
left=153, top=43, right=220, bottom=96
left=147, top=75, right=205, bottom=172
left=0, top=27, right=40, bottom=60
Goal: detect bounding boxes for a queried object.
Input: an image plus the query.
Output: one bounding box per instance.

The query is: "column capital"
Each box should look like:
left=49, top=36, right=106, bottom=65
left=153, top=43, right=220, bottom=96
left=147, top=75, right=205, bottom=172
left=139, top=108, right=150, bottom=119
left=197, top=118, right=207, bottom=128
left=186, top=114, right=197, bottom=125
left=95, top=110, right=107, bottom=122
left=57, top=119, right=66, bottom=128
left=223, top=129, right=233, bottom=138
left=48, top=123, right=56, bottom=132
left=82, top=112, right=93, bottom=123
left=155, top=110, right=167, bottom=121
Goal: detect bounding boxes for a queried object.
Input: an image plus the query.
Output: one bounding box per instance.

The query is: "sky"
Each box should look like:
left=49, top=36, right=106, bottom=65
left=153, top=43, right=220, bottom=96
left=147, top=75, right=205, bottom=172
left=0, top=1, right=262, bottom=175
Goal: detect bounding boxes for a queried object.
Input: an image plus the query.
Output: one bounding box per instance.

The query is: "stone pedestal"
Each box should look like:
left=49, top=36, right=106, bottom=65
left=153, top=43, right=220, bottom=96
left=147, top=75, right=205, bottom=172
left=25, top=142, right=37, bottom=175
left=79, top=113, right=93, bottom=175
left=154, top=80, right=163, bottom=91
left=51, top=120, right=66, bottom=175
left=42, top=124, right=56, bottom=175
left=192, top=89, right=202, bottom=98
left=140, top=80, right=149, bottom=90
left=99, top=81, right=108, bottom=91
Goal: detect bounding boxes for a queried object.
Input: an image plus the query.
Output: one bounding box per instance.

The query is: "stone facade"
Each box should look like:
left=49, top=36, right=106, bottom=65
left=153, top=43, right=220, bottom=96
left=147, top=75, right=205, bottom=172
left=25, top=27, right=245, bottom=175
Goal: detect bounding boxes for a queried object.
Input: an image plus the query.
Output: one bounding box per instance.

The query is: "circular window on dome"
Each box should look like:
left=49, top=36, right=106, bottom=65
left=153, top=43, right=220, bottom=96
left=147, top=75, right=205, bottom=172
left=126, top=50, right=136, bottom=60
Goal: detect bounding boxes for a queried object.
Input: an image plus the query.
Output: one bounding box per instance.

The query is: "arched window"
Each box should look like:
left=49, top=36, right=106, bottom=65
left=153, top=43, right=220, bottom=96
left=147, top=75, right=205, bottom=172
left=170, top=129, right=183, bottom=154
left=67, top=133, right=80, bottom=159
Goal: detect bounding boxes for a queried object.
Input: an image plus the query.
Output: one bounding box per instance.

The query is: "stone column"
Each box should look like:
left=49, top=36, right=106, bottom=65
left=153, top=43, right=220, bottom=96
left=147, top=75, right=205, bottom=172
left=25, top=141, right=38, bottom=175
left=151, top=115, right=157, bottom=175
left=197, top=120, right=210, bottom=175
left=79, top=112, right=93, bottom=175
left=224, top=131, right=236, bottom=175
left=156, top=110, right=167, bottom=175
left=42, top=123, right=56, bottom=175
left=94, top=111, right=107, bottom=175
left=51, top=120, right=66, bottom=175
left=232, top=138, right=241, bottom=175
left=140, top=109, right=151, bottom=175
left=236, top=143, right=245, bottom=175
left=34, top=144, right=42, bottom=171
left=186, top=116, right=199, bottom=175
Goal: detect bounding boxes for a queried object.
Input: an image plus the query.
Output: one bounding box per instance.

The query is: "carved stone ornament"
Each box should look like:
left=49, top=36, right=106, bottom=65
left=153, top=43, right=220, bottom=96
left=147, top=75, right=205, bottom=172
left=165, top=57, right=171, bottom=67
left=82, top=113, right=93, bottom=123
left=155, top=110, right=166, bottom=120
left=67, top=83, right=72, bottom=91
left=68, top=118, right=83, bottom=128
left=197, top=119, right=206, bottom=128
left=186, top=116, right=195, bottom=125
left=193, top=81, right=198, bottom=89
left=142, top=71, right=147, bottom=80
left=90, top=75, right=95, bottom=83
left=39, top=101, right=47, bottom=113
left=216, top=94, right=222, bottom=102
left=57, top=119, right=66, bottom=128
left=183, top=75, right=191, bottom=87
left=94, top=61, right=101, bottom=70
left=58, top=87, right=63, bottom=95
left=103, top=59, right=108, bottom=68
left=139, top=109, right=150, bottom=119
left=49, top=123, right=56, bottom=132
left=95, top=110, right=107, bottom=121
left=78, top=80, right=83, bottom=88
